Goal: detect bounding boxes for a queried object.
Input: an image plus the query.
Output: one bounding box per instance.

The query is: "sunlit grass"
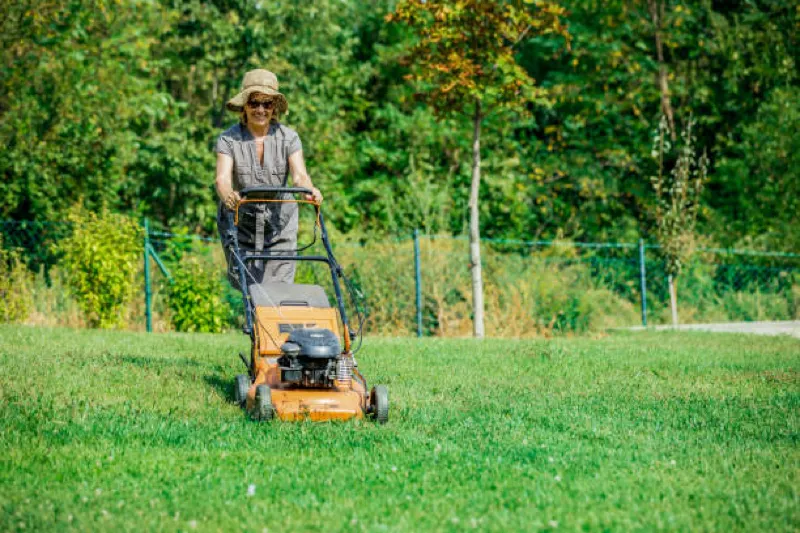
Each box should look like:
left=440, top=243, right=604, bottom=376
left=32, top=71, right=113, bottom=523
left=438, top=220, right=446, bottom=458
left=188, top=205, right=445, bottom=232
left=0, top=325, right=797, bottom=531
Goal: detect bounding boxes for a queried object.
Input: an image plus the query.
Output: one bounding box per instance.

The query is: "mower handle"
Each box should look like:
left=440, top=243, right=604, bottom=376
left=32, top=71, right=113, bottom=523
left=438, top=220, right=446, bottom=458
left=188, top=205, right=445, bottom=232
left=239, top=186, right=313, bottom=198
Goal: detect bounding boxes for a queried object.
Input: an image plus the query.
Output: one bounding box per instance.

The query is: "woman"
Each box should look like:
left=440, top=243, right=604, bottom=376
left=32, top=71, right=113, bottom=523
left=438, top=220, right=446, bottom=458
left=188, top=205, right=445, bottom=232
left=215, top=69, right=322, bottom=290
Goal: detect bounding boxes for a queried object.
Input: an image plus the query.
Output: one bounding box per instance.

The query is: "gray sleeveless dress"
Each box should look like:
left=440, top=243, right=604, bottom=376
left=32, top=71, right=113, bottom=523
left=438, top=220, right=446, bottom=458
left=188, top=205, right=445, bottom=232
left=215, top=122, right=303, bottom=289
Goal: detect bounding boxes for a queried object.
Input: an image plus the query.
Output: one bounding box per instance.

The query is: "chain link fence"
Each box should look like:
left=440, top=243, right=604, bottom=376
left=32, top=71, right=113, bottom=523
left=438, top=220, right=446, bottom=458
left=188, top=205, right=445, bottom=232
left=0, top=220, right=73, bottom=282
left=2, top=219, right=798, bottom=335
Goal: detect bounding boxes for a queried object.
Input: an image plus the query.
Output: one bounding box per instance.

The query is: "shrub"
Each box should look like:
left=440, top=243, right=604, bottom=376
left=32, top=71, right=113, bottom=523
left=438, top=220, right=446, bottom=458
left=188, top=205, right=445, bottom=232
left=0, top=238, right=35, bottom=323
left=167, top=257, right=228, bottom=333
left=57, top=207, right=142, bottom=328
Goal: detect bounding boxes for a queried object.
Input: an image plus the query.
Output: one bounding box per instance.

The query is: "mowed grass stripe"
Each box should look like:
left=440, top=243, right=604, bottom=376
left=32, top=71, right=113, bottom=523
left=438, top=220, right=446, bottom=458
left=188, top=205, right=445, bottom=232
left=0, top=325, right=797, bottom=532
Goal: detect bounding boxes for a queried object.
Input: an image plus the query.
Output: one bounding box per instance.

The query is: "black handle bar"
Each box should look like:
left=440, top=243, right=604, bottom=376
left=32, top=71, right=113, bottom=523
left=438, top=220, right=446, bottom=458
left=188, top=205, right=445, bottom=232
left=239, top=186, right=313, bottom=197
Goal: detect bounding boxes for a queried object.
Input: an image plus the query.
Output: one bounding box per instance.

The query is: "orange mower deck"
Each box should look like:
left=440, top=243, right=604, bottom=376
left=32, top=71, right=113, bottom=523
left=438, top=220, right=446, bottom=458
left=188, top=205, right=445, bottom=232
left=245, top=360, right=367, bottom=421
left=245, top=304, right=366, bottom=421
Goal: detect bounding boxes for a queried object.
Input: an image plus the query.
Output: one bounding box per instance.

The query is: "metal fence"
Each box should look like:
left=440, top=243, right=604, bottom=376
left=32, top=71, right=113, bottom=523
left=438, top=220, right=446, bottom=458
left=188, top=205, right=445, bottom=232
left=2, top=219, right=798, bottom=335
left=397, top=233, right=798, bottom=336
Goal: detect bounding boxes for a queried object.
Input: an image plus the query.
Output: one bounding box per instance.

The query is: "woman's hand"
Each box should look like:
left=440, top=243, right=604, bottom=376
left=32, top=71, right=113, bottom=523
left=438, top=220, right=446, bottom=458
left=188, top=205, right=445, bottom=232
left=224, top=190, right=241, bottom=210
left=305, top=187, right=323, bottom=204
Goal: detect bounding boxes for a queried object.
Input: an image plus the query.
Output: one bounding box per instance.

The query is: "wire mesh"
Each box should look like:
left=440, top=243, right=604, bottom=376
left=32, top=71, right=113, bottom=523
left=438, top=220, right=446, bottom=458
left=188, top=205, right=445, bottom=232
left=0, top=220, right=74, bottom=280
left=2, top=219, right=798, bottom=334
left=643, top=246, right=799, bottom=324
left=414, top=236, right=645, bottom=336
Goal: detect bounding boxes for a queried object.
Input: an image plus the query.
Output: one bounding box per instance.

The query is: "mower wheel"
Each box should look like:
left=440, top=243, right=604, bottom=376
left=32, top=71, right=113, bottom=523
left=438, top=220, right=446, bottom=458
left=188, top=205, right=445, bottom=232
left=234, top=374, right=249, bottom=406
left=371, top=385, right=389, bottom=424
left=253, top=385, right=274, bottom=421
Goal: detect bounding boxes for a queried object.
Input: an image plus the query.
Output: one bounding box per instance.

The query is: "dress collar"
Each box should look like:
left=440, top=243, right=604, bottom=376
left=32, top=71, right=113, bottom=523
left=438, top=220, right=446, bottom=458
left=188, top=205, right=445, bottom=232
left=239, top=122, right=277, bottom=141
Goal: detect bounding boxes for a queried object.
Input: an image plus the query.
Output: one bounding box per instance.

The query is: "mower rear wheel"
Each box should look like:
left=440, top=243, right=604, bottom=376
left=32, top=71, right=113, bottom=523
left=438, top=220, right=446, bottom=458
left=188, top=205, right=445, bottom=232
left=253, top=385, right=274, bottom=421
left=234, top=374, right=250, bottom=406
left=371, top=385, right=389, bottom=424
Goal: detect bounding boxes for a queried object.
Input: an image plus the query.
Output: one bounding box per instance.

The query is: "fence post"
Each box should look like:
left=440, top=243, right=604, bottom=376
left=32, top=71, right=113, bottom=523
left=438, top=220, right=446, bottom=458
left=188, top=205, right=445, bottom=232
left=414, top=229, right=422, bottom=337
left=144, top=217, right=152, bottom=333
left=639, top=238, right=648, bottom=327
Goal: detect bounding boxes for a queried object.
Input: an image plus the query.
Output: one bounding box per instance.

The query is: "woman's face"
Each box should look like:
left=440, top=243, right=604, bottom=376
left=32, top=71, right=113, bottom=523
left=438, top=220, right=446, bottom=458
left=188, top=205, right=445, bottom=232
left=244, top=92, right=274, bottom=128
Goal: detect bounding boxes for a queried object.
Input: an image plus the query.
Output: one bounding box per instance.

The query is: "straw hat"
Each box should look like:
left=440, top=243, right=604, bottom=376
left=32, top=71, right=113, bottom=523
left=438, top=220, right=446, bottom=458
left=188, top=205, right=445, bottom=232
left=226, top=69, right=288, bottom=115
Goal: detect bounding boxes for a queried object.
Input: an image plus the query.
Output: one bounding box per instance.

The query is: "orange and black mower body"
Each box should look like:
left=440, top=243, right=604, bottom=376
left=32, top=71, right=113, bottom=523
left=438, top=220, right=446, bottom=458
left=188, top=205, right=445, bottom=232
left=223, top=186, right=388, bottom=423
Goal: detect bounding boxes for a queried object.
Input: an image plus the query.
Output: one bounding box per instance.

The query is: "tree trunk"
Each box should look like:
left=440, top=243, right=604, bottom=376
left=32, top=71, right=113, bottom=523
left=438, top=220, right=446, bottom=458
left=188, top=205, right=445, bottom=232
left=469, top=98, right=485, bottom=338
left=668, top=274, right=679, bottom=326
left=648, top=0, right=676, bottom=140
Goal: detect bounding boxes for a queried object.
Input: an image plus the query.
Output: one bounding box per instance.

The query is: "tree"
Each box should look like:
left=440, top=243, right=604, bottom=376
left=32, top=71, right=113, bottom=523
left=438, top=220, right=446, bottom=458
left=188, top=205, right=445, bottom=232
left=713, top=87, right=800, bottom=251
left=2, top=0, right=796, bottom=257
left=650, top=115, right=708, bottom=325
left=0, top=0, right=175, bottom=220
left=647, top=0, right=676, bottom=140
left=388, top=0, right=568, bottom=337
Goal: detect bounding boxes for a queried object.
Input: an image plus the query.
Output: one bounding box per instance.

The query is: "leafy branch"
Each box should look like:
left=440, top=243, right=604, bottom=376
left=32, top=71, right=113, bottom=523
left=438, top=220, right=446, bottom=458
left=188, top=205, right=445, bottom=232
left=650, top=115, right=709, bottom=277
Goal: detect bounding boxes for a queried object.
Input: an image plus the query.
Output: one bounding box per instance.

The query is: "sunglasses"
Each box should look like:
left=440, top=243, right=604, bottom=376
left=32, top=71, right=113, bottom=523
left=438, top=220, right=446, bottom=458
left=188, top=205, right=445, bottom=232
left=247, top=100, right=275, bottom=110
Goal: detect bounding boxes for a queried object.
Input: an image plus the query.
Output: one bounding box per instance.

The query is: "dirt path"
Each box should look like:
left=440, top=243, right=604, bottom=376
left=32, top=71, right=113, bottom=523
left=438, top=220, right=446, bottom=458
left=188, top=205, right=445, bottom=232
left=630, top=321, right=800, bottom=339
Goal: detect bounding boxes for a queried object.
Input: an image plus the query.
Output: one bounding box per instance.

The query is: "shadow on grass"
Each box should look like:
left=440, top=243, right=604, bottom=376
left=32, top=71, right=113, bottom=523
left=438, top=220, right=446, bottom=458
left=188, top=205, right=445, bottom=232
left=205, top=374, right=235, bottom=403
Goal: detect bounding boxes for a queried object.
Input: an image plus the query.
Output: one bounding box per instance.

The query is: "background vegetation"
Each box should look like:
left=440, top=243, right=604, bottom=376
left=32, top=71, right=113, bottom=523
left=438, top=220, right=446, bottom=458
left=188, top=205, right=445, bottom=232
left=1, top=0, right=797, bottom=251
left=3, top=220, right=797, bottom=334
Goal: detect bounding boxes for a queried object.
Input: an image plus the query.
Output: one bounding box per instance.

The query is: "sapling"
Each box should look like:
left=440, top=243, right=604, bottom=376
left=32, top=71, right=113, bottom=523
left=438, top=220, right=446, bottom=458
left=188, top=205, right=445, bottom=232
left=650, top=115, right=709, bottom=325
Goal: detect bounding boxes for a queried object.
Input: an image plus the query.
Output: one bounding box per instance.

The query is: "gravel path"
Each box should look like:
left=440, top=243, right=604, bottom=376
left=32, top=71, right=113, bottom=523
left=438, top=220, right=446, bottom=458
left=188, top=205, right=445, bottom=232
left=629, top=321, right=800, bottom=339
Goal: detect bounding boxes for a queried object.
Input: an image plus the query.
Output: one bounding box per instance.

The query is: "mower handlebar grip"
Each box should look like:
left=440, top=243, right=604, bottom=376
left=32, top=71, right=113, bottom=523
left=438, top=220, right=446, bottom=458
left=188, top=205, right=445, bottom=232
left=239, top=186, right=313, bottom=197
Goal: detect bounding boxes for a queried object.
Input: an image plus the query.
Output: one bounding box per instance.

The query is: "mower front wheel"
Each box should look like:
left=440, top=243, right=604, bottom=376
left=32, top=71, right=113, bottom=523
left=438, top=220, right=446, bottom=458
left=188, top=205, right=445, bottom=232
left=370, top=385, right=389, bottom=424
left=252, top=384, right=274, bottom=421
left=234, top=374, right=250, bottom=406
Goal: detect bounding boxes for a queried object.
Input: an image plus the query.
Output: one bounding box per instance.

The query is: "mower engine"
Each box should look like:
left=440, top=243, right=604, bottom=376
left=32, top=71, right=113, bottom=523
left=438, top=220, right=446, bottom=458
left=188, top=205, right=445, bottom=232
left=278, top=328, right=345, bottom=388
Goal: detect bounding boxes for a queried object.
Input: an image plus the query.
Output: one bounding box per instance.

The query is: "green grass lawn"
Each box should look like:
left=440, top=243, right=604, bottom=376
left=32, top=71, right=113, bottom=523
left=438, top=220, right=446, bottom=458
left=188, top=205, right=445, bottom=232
left=0, top=325, right=797, bottom=532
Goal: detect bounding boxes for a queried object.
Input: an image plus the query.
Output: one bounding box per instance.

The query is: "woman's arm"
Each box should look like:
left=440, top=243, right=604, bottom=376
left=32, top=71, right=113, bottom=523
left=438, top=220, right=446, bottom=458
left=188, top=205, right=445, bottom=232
left=215, top=152, right=239, bottom=208
left=288, top=150, right=323, bottom=203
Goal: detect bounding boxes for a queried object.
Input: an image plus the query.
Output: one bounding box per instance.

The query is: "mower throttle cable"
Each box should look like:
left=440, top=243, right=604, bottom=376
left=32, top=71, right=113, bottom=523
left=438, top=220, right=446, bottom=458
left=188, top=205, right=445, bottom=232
left=342, top=272, right=367, bottom=354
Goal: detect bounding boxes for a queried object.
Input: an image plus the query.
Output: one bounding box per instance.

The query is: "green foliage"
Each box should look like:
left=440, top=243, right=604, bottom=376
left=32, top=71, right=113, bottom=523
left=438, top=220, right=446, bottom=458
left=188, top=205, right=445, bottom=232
left=1, top=0, right=797, bottom=253
left=388, top=0, right=569, bottom=113
left=0, top=237, right=34, bottom=323
left=125, top=119, right=217, bottom=232
left=650, top=116, right=708, bottom=277
left=57, top=207, right=142, bottom=328
left=713, top=87, right=800, bottom=251
left=0, top=0, right=178, bottom=221
left=157, top=235, right=231, bottom=333
left=167, top=257, right=228, bottom=333
left=717, top=290, right=791, bottom=323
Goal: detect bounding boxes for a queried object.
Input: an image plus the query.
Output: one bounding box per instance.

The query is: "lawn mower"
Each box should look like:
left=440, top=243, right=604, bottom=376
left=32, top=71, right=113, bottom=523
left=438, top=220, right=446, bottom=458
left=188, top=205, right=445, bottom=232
left=223, top=185, right=388, bottom=423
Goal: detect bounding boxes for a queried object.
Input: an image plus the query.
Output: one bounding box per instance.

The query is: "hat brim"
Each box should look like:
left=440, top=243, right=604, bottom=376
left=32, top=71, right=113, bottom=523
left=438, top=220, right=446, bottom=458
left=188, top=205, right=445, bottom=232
left=226, top=86, right=289, bottom=115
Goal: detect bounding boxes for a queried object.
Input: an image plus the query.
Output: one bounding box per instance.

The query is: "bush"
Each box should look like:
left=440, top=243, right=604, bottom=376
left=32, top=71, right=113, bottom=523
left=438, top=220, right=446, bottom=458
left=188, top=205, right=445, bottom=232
left=57, top=207, right=142, bottom=328
left=167, top=257, right=228, bottom=333
left=0, top=238, right=34, bottom=323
